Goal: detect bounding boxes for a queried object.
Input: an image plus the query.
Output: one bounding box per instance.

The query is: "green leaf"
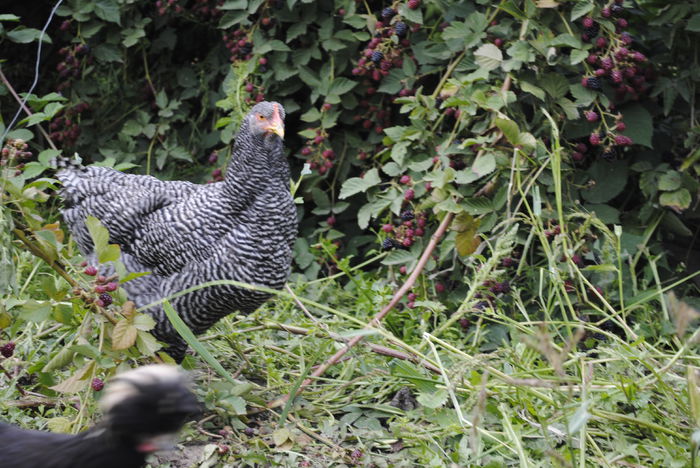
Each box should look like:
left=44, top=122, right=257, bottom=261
left=461, top=197, right=493, bottom=215
left=382, top=249, right=419, bottom=265
left=619, top=103, right=653, bottom=148
left=471, top=153, right=496, bottom=177
left=658, top=171, right=681, bottom=191
left=397, top=3, right=423, bottom=24
left=687, top=13, right=700, bottom=32
left=85, top=216, right=109, bottom=253
left=416, top=389, right=448, bottom=409
left=94, top=0, right=121, bottom=25
left=20, top=300, right=52, bottom=322
left=519, top=80, right=545, bottom=101
left=474, top=43, right=503, bottom=71
left=570, top=2, right=594, bottom=21
left=495, top=118, right=520, bottom=145
left=327, top=77, right=357, bottom=97
left=581, top=160, right=628, bottom=204
left=6, top=27, right=47, bottom=44
left=339, top=168, right=382, bottom=199
left=377, top=68, right=405, bottom=94
left=540, top=73, right=569, bottom=99
left=660, top=188, right=691, bottom=212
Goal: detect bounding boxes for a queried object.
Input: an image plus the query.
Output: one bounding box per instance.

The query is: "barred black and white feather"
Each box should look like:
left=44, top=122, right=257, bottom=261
left=0, top=365, right=199, bottom=468
left=57, top=102, right=297, bottom=361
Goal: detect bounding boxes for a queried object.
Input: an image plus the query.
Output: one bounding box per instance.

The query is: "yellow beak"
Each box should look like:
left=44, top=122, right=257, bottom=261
left=265, top=120, right=285, bottom=139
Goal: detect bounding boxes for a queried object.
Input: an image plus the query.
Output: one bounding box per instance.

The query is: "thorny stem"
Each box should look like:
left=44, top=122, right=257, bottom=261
left=0, top=70, right=58, bottom=151
left=271, top=210, right=454, bottom=408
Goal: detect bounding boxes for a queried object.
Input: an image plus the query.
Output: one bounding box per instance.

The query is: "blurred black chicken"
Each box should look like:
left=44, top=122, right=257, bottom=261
left=57, top=101, right=298, bottom=361
left=0, top=365, right=199, bottom=468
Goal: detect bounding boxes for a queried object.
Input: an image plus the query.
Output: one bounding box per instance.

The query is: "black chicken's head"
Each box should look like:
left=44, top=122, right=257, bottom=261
left=247, top=101, right=285, bottom=144
left=100, top=365, right=200, bottom=453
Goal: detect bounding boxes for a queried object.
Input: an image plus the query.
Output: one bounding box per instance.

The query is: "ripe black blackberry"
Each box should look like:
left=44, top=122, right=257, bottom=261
left=611, top=4, right=623, bottom=15
left=400, top=210, right=415, bottom=221
left=583, top=23, right=599, bottom=37
left=381, top=7, right=396, bottom=20
left=586, top=76, right=602, bottom=90
left=371, top=50, right=384, bottom=63
left=382, top=238, right=396, bottom=250
left=99, top=292, right=113, bottom=307
left=394, top=21, right=408, bottom=37
left=1, top=342, right=15, bottom=358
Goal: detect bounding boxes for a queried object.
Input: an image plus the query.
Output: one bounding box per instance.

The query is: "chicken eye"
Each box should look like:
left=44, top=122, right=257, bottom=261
left=257, top=114, right=265, bottom=120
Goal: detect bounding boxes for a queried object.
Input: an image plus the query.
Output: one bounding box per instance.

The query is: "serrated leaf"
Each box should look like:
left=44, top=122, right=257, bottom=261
left=540, top=73, right=569, bottom=99
left=20, top=300, right=52, bottom=322
left=397, top=3, right=423, bottom=24
left=382, top=249, right=419, bottom=265
left=85, top=216, right=109, bottom=253
left=273, top=427, right=292, bottom=446
left=688, top=13, right=700, bottom=32
left=660, top=188, right=691, bottom=212
left=133, top=313, right=156, bottom=331
left=112, top=319, right=138, bottom=350
left=495, top=118, right=520, bottom=145
left=95, top=0, right=121, bottom=24
left=519, top=81, right=545, bottom=100
left=658, top=171, right=681, bottom=191
left=416, top=389, right=448, bottom=409
left=582, top=160, right=628, bottom=203
left=620, top=103, right=653, bottom=148
left=47, top=417, right=73, bottom=434
left=136, top=331, right=161, bottom=356
left=339, top=168, right=381, bottom=199
left=570, top=2, right=594, bottom=21
left=50, top=361, right=95, bottom=394
left=98, top=244, right=121, bottom=263
left=474, top=44, right=503, bottom=71
left=472, top=153, right=496, bottom=176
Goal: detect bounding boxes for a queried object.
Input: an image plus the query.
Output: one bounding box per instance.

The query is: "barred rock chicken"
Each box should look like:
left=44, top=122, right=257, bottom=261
left=0, top=365, right=200, bottom=468
left=57, top=102, right=297, bottom=361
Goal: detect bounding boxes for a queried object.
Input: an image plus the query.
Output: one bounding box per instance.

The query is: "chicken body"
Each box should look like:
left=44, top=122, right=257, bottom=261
left=58, top=102, right=297, bottom=360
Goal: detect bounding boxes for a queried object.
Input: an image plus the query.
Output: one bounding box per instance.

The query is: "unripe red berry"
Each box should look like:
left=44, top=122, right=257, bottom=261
left=404, top=189, right=415, bottom=201
left=407, top=292, right=417, bottom=301
left=327, top=216, right=336, bottom=226
left=584, top=111, right=599, bottom=122
left=84, top=266, right=98, bottom=276
left=399, top=174, right=411, bottom=184
left=382, top=224, right=393, bottom=232
left=105, top=282, right=118, bottom=292
left=435, top=282, right=445, bottom=293
left=91, top=378, right=104, bottom=391
left=589, top=133, right=601, bottom=146
left=616, top=122, right=626, bottom=132
left=399, top=265, right=407, bottom=274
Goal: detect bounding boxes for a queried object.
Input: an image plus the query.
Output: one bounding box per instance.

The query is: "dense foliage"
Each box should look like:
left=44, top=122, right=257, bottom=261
left=3, top=0, right=700, bottom=466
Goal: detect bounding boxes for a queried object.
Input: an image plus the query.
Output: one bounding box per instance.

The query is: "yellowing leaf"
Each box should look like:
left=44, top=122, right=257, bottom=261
left=272, top=427, right=292, bottom=446
left=452, top=213, right=481, bottom=256
left=46, top=417, right=73, bottom=434
left=50, top=361, right=95, bottom=394
left=112, top=318, right=138, bottom=350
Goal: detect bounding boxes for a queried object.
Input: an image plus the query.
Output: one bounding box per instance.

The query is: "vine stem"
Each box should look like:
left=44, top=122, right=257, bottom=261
left=270, top=210, right=454, bottom=408
left=0, top=70, right=58, bottom=151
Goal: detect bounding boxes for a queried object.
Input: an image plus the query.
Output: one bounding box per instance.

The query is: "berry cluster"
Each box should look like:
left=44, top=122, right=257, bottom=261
left=243, top=81, right=266, bottom=105
left=223, top=29, right=254, bottom=63
left=1, top=139, right=32, bottom=174
left=82, top=263, right=119, bottom=308
left=1, top=342, right=15, bottom=358
left=575, top=4, right=652, bottom=159
left=300, top=122, right=335, bottom=175
left=351, top=7, right=416, bottom=85
left=354, top=100, right=397, bottom=136
left=381, top=210, right=427, bottom=249
left=55, top=44, right=90, bottom=92
left=49, top=102, right=89, bottom=148
left=155, top=0, right=184, bottom=15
